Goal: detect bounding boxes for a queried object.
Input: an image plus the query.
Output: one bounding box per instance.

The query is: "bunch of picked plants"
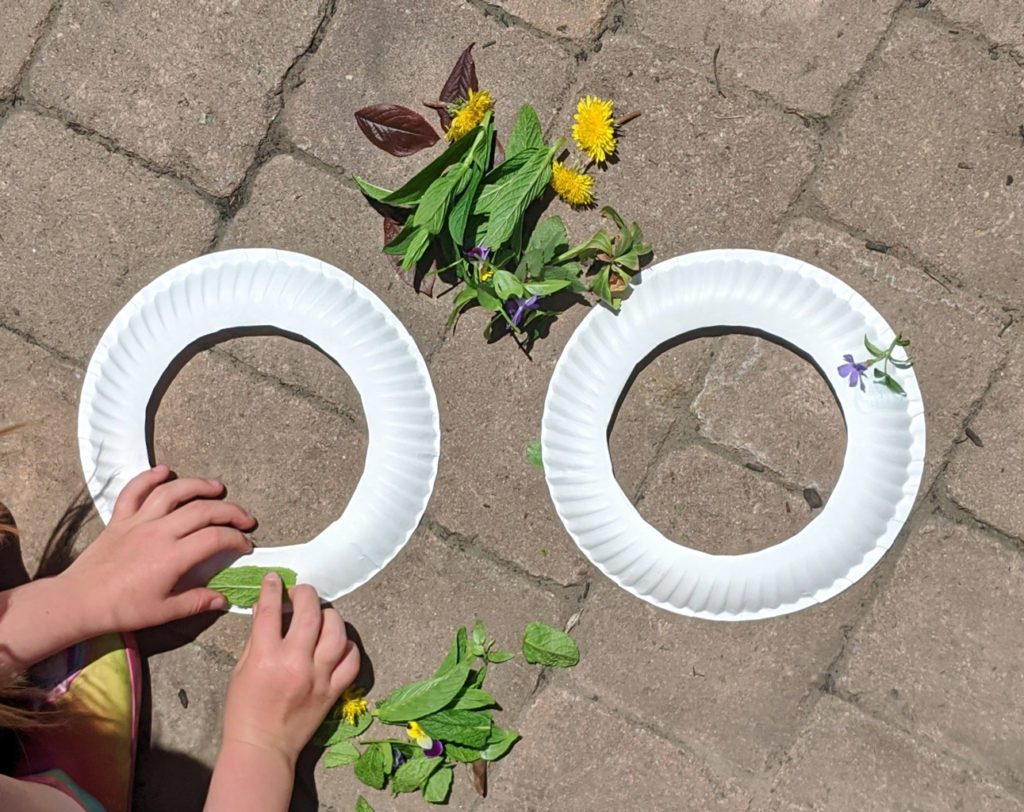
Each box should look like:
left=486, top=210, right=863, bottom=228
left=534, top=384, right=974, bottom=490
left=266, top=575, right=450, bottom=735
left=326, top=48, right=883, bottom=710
left=352, top=43, right=651, bottom=348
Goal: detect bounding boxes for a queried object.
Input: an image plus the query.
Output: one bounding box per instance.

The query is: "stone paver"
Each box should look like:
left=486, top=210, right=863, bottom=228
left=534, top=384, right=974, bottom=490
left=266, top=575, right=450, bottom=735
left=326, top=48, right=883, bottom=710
left=490, top=0, right=613, bottom=41
left=566, top=572, right=875, bottom=776
left=636, top=445, right=814, bottom=555
left=933, top=0, right=1024, bottom=52
left=0, top=0, right=52, bottom=98
left=283, top=0, right=575, bottom=189
left=487, top=685, right=752, bottom=811
left=219, top=153, right=447, bottom=405
left=28, top=0, right=325, bottom=197
left=694, top=335, right=845, bottom=496
left=695, top=217, right=1007, bottom=497
left=764, top=695, right=1023, bottom=812
left=558, top=33, right=818, bottom=260
left=837, top=518, right=1024, bottom=785
left=635, top=0, right=900, bottom=116
left=0, top=330, right=93, bottom=571
left=946, top=342, right=1024, bottom=540
left=0, top=112, right=218, bottom=364
left=813, top=16, right=1024, bottom=306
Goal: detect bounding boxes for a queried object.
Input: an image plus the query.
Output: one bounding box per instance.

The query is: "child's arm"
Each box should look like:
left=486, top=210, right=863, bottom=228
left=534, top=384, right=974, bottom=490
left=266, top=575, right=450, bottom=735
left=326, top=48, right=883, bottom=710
left=0, top=774, right=87, bottom=812
left=205, top=572, right=360, bottom=812
left=0, top=465, right=255, bottom=672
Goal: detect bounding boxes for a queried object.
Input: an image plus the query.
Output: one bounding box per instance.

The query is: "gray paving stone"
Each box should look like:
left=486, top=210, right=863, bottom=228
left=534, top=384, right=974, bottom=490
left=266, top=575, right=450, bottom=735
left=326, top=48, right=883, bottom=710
left=837, top=518, right=1024, bottom=785
left=489, top=0, right=613, bottom=41
left=487, top=684, right=751, bottom=811
left=933, top=0, right=1024, bottom=51
left=695, top=217, right=1007, bottom=497
left=558, top=33, right=818, bottom=259
left=634, top=0, right=899, bottom=116
left=764, top=695, right=1023, bottom=811
left=0, top=0, right=52, bottom=98
left=0, top=329, right=94, bottom=572
left=946, top=343, right=1024, bottom=540
left=425, top=306, right=592, bottom=586
left=567, top=571, right=875, bottom=775
left=219, top=154, right=447, bottom=405
left=693, top=335, right=845, bottom=496
left=310, top=527, right=568, bottom=811
left=0, top=112, right=218, bottom=364
left=636, top=445, right=814, bottom=555
left=28, top=0, right=325, bottom=196
left=282, top=0, right=575, bottom=188
left=813, top=16, right=1024, bottom=306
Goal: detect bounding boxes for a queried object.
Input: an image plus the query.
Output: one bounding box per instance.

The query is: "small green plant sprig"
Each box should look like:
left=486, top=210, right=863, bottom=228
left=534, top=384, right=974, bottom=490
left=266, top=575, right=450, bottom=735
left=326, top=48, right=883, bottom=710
left=353, top=43, right=651, bottom=350
left=838, top=333, right=913, bottom=395
left=316, top=619, right=580, bottom=806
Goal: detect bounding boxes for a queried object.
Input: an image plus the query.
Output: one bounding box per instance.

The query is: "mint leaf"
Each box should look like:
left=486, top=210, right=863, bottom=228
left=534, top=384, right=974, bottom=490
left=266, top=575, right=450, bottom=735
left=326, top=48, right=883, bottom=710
left=418, top=709, right=493, bottom=748
left=445, top=743, right=482, bottom=763
left=507, top=104, right=545, bottom=158
left=472, top=619, right=486, bottom=648
left=354, top=742, right=388, bottom=789
left=377, top=662, right=471, bottom=723
left=314, top=709, right=373, bottom=746
left=486, top=649, right=515, bottom=664
left=451, top=687, right=497, bottom=711
left=522, top=621, right=580, bottom=667
left=476, top=146, right=556, bottom=249
left=206, top=566, right=297, bottom=608
left=492, top=269, right=525, bottom=300
left=412, top=164, right=469, bottom=236
left=391, top=756, right=443, bottom=794
left=525, top=216, right=568, bottom=262
left=434, top=627, right=468, bottom=677
left=324, top=739, right=360, bottom=767
left=481, top=725, right=520, bottom=761
left=525, top=440, right=543, bottom=469
left=422, top=763, right=454, bottom=803
left=356, top=129, right=477, bottom=207
left=355, top=796, right=375, bottom=812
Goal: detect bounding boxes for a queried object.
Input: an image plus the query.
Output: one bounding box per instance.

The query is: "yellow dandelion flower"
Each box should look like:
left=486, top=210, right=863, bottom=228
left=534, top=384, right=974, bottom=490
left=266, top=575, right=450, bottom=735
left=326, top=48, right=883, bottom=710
left=551, top=161, right=594, bottom=208
left=340, top=686, right=368, bottom=725
left=446, top=89, right=494, bottom=141
left=572, top=96, right=617, bottom=163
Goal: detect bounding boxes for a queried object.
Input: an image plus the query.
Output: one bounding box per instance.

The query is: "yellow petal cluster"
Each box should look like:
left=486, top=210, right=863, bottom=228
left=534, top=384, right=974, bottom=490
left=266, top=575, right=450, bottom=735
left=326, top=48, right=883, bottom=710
left=446, top=89, right=494, bottom=141
left=572, top=96, right=617, bottom=163
left=551, top=161, right=594, bottom=208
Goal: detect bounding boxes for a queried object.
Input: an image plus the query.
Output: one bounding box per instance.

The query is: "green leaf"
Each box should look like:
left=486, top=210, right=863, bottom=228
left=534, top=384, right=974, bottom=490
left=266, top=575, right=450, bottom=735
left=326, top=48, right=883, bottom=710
left=434, top=627, right=468, bottom=679
left=882, top=374, right=906, bottom=396
left=391, top=756, right=443, bottom=794
left=492, top=269, right=525, bottom=300
left=474, top=144, right=558, bottom=249
left=507, top=104, right=545, bottom=158
left=418, top=709, right=493, bottom=748
left=399, top=228, right=432, bottom=271
left=423, top=763, right=454, bottom=803
left=487, top=649, right=515, bottom=664
left=524, top=279, right=571, bottom=296
left=446, top=288, right=479, bottom=327
left=864, top=336, right=886, bottom=357
left=377, top=662, right=471, bottom=723
left=525, top=216, right=568, bottom=262
left=206, top=566, right=297, bottom=609
left=476, top=288, right=503, bottom=313
left=323, top=739, right=360, bottom=768
left=355, top=795, right=375, bottom=812
left=357, top=129, right=478, bottom=207
left=472, top=619, right=486, bottom=648
left=470, top=664, right=488, bottom=689
left=522, top=621, right=580, bottom=668
left=590, top=266, right=613, bottom=306
left=873, top=368, right=885, bottom=379
left=525, top=440, right=543, bottom=469
left=315, top=708, right=373, bottom=746
left=481, top=725, right=520, bottom=761
left=451, top=687, right=498, bottom=710
left=445, top=743, right=482, bottom=763
left=354, top=742, right=388, bottom=789
left=413, top=164, right=469, bottom=236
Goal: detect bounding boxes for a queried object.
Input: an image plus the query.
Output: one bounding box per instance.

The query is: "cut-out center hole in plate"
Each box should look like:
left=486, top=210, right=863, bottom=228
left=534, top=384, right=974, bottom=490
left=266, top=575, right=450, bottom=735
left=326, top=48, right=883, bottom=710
left=609, top=330, right=846, bottom=556
left=149, top=329, right=368, bottom=548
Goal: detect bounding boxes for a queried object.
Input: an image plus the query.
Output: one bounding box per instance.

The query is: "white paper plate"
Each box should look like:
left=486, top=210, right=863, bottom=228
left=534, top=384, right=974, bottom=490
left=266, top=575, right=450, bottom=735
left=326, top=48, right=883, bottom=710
left=542, top=249, right=925, bottom=621
left=79, top=248, right=440, bottom=612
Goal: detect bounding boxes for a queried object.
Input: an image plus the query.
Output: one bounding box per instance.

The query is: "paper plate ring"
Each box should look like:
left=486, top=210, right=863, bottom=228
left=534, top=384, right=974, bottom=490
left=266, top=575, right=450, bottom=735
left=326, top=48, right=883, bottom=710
left=78, top=249, right=440, bottom=612
left=541, top=249, right=925, bottom=621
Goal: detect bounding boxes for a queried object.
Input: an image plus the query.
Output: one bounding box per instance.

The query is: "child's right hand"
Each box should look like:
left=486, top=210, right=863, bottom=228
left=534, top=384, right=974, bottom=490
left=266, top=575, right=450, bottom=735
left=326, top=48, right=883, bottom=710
left=219, top=573, right=360, bottom=767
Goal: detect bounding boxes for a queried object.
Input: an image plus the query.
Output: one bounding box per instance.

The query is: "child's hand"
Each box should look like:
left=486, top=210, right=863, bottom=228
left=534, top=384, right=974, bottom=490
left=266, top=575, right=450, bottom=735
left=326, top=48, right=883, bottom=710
left=63, top=464, right=256, bottom=637
left=220, top=573, right=360, bottom=766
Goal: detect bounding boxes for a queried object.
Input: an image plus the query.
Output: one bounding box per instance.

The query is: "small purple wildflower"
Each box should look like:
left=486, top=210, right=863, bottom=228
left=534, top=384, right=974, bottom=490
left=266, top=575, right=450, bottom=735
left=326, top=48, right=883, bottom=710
left=392, top=750, right=407, bottom=769
left=838, top=354, right=869, bottom=391
left=466, top=245, right=490, bottom=262
left=423, top=739, right=445, bottom=758
left=507, top=295, right=540, bottom=327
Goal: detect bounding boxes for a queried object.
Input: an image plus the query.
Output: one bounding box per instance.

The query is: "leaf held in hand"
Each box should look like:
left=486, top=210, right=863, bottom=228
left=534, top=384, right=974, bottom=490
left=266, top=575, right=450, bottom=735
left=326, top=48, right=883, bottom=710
left=206, top=566, right=297, bottom=608
left=355, top=104, right=440, bottom=156
left=376, top=662, right=471, bottom=723
left=522, top=621, right=580, bottom=667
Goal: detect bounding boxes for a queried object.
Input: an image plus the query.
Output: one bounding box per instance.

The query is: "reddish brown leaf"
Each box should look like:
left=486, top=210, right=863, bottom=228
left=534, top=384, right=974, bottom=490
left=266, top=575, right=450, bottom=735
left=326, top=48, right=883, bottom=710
left=436, top=43, right=479, bottom=131
left=355, top=104, right=440, bottom=156
left=383, top=215, right=436, bottom=296
left=469, top=760, right=488, bottom=797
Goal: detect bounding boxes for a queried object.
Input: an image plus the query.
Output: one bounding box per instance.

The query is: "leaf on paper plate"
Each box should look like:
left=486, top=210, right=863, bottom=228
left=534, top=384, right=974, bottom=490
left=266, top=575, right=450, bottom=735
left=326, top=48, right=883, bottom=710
left=206, top=566, right=297, bottom=608
left=522, top=621, right=580, bottom=667
left=437, top=43, right=478, bottom=130
left=422, top=763, right=454, bottom=804
left=376, top=662, right=471, bottom=723
left=355, top=104, right=440, bottom=156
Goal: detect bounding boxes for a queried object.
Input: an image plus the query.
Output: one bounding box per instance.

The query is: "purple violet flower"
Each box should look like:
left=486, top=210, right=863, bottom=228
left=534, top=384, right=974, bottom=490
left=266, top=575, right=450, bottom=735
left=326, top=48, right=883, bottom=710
left=423, top=739, right=445, bottom=758
left=392, top=750, right=407, bottom=768
left=507, top=295, right=540, bottom=327
left=838, top=354, right=868, bottom=391
left=466, top=245, right=490, bottom=262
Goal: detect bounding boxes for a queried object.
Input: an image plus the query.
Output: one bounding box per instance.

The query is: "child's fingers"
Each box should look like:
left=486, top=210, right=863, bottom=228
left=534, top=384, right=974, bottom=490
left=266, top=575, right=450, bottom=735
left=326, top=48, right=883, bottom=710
left=330, top=639, right=361, bottom=694
left=111, top=465, right=171, bottom=521
left=168, top=587, right=228, bottom=619
left=165, top=499, right=256, bottom=537
left=177, top=525, right=253, bottom=569
left=251, top=572, right=283, bottom=646
left=313, top=608, right=348, bottom=669
left=138, top=476, right=224, bottom=519
left=285, top=584, right=324, bottom=655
